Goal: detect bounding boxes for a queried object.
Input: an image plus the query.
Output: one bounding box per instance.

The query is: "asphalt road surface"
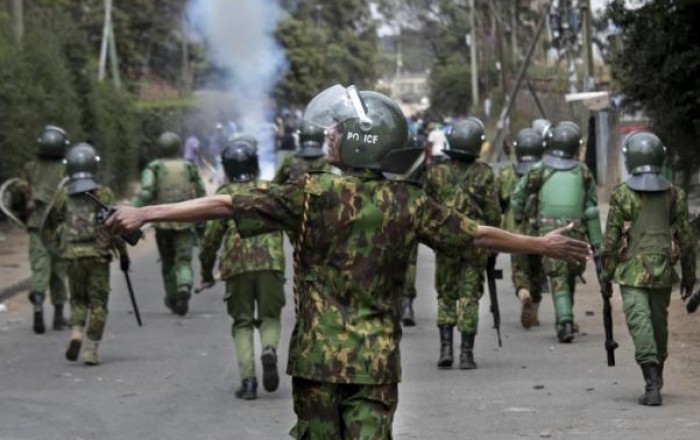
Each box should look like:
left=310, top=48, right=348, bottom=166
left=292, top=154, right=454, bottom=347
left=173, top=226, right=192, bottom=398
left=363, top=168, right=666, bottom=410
left=1, top=234, right=699, bottom=440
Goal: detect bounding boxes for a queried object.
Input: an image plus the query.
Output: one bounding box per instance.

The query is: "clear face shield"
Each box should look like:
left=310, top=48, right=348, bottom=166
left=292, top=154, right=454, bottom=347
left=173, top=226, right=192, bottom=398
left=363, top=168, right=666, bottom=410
left=303, top=85, right=373, bottom=132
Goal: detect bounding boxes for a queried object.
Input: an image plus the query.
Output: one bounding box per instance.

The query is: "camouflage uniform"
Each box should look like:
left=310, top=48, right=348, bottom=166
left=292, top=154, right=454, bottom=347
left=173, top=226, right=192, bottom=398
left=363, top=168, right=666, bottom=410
left=229, top=171, right=479, bottom=438
left=425, top=160, right=501, bottom=334
left=601, top=183, right=695, bottom=366
left=19, top=160, right=68, bottom=307
left=497, top=163, right=545, bottom=304
left=131, top=158, right=205, bottom=307
left=47, top=185, right=126, bottom=342
left=273, top=154, right=330, bottom=184
left=511, top=161, right=597, bottom=335
left=199, top=180, right=286, bottom=384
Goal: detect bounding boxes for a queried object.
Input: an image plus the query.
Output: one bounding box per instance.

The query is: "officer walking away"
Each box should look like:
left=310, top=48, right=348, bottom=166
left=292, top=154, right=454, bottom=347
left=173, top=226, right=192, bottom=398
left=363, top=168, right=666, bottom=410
left=601, top=132, right=695, bottom=406
left=105, top=85, right=590, bottom=439
left=131, top=132, right=205, bottom=316
left=45, top=143, right=129, bottom=365
left=497, top=128, right=546, bottom=328
left=511, top=121, right=600, bottom=343
left=15, top=126, right=70, bottom=333
left=199, top=136, right=286, bottom=400
left=273, top=120, right=330, bottom=184
left=425, top=117, right=501, bottom=370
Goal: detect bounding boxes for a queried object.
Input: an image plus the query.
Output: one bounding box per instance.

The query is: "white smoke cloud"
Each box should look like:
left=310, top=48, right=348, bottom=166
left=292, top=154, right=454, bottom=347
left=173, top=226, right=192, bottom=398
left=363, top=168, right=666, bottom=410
left=188, top=0, right=288, bottom=179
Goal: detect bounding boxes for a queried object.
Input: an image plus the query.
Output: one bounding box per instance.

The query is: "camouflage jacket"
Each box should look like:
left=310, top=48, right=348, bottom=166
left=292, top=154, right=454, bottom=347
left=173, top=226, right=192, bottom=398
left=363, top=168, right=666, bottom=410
left=199, top=180, right=285, bottom=284
left=131, top=158, right=205, bottom=230
left=424, top=160, right=500, bottom=262
left=273, top=154, right=330, bottom=184
left=17, top=160, right=66, bottom=229
left=601, top=183, right=695, bottom=288
left=230, top=170, right=479, bottom=385
left=510, top=161, right=597, bottom=241
left=496, top=163, right=520, bottom=231
left=47, top=185, right=127, bottom=260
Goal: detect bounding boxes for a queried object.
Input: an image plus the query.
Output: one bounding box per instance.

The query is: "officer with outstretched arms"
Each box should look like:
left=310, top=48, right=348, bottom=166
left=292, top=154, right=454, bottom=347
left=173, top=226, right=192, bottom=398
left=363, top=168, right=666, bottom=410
left=106, top=85, right=590, bottom=439
left=511, top=121, right=600, bottom=343
left=273, top=120, right=330, bottom=184
left=199, top=135, right=286, bottom=400
left=424, top=117, right=501, bottom=370
left=45, top=143, right=129, bottom=365
left=601, top=132, right=695, bottom=406
left=10, top=126, right=71, bottom=333
left=497, top=127, right=546, bottom=328
left=130, top=132, right=206, bottom=316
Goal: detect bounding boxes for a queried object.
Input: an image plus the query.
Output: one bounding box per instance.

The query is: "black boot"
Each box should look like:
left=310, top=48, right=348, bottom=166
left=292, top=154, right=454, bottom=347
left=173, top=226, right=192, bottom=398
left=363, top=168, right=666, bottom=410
left=28, top=292, right=45, bottom=334
left=172, top=299, right=189, bottom=317
left=638, top=363, right=662, bottom=406
left=437, top=326, right=454, bottom=369
left=459, top=332, right=478, bottom=370
left=401, top=297, right=416, bottom=327
left=261, top=346, right=279, bottom=392
left=235, top=377, right=258, bottom=400
left=53, top=304, right=68, bottom=331
left=557, top=322, right=575, bottom=343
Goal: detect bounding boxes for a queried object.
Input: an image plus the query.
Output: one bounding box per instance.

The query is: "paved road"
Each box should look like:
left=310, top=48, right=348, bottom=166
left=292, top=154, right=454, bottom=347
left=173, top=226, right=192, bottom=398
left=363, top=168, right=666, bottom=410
left=1, top=234, right=699, bottom=440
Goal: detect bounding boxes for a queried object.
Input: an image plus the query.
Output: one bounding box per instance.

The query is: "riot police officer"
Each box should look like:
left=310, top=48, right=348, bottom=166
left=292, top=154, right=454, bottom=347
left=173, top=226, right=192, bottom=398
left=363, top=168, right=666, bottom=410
left=511, top=121, right=601, bottom=343
left=273, top=120, right=330, bottom=183
left=497, top=128, right=546, bottom=328
left=131, top=132, right=206, bottom=316
left=601, top=132, right=695, bottom=405
left=19, top=126, right=70, bottom=333
left=199, top=136, right=286, bottom=400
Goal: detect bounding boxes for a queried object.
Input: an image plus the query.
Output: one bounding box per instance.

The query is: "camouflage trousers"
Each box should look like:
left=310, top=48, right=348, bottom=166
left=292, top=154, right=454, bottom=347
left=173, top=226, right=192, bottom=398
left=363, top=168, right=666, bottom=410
left=155, top=228, right=194, bottom=301
left=511, top=254, right=545, bottom=303
left=401, top=244, right=419, bottom=300
left=621, top=286, right=671, bottom=365
left=226, top=271, right=285, bottom=380
left=290, top=378, right=398, bottom=440
left=28, top=230, right=67, bottom=304
left=436, top=253, right=486, bottom=334
left=543, top=256, right=585, bottom=329
left=67, top=257, right=110, bottom=341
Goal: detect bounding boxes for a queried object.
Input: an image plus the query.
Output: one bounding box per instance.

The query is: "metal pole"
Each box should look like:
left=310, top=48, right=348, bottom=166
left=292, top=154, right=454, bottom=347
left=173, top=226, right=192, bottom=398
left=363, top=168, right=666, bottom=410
left=98, top=0, right=113, bottom=81
left=581, top=0, right=595, bottom=91
left=469, top=0, right=479, bottom=110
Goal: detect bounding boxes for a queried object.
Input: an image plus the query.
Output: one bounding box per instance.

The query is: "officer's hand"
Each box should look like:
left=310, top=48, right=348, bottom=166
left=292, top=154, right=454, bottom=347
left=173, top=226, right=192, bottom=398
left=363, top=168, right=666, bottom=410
left=542, top=223, right=592, bottom=264
left=105, top=205, right=146, bottom=236
left=120, top=254, right=130, bottom=272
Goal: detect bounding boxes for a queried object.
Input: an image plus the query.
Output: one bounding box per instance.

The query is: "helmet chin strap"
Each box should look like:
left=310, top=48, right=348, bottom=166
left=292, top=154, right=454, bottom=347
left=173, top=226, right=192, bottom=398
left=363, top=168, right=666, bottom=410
left=347, top=85, right=373, bottom=131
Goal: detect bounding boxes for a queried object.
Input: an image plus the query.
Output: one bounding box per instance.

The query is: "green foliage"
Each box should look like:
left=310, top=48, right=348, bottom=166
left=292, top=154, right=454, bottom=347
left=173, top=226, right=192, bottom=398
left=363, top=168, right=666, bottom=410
left=429, top=58, right=473, bottom=116
left=608, top=0, right=700, bottom=177
left=274, top=0, right=378, bottom=106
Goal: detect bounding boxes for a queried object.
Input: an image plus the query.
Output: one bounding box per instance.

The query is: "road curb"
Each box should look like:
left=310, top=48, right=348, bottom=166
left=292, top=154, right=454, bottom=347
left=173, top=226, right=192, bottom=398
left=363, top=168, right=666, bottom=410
left=0, top=277, right=30, bottom=302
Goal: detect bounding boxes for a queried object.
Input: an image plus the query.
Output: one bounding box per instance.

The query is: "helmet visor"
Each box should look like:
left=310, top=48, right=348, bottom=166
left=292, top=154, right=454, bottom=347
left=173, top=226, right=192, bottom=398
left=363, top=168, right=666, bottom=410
left=303, top=84, right=373, bottom=131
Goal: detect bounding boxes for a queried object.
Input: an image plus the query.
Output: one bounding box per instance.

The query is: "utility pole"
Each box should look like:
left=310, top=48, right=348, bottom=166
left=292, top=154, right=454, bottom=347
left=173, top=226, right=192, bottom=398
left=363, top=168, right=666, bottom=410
left=490, top=1, right=509, bottom=96
left=581, top=0, right=595, bottom=91
left=511, top=0, right=519, bottom=67
left=98, top=0, right=113, bottom=82
left=6, top=0, right=23, bottom=43
left=469, top=0, right=479, bottom=111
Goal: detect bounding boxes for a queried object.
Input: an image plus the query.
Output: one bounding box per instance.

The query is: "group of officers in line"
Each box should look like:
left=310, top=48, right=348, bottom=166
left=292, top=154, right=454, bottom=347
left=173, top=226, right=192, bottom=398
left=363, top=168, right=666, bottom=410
left=5, top=83, right=699, bottom=439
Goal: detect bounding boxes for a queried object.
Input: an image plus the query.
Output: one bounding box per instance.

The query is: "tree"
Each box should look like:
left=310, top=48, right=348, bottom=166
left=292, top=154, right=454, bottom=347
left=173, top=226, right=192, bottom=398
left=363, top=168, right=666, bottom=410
left=608, top=0, right=700, bottom=180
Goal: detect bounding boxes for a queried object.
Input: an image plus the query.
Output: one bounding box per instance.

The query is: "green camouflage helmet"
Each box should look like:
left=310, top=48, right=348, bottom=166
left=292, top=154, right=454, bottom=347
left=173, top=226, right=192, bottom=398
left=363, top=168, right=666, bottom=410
left=513, top=128, right=545, bottom=175
left=37, top=125, right=70, bottom=159
left=303, top=84, right=408, bottom=170
left=444, top=117, right=485, bottom=160
left=64, top=143, right=99, bottom=195
left=623, top=131, right=670, bottom=191
left=222, top=135, right=258, bottom=182
left=158, top=131, right=182, bottom=157
left=297, top=120, right=325, bottom=158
